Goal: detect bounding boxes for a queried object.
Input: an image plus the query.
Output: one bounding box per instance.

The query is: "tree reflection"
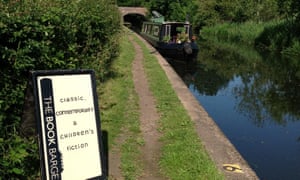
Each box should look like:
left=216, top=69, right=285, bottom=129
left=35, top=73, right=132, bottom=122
left=190, top=41, right=300, bottom=126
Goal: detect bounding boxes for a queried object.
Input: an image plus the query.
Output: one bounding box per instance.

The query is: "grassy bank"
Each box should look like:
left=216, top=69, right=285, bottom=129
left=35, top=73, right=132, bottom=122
left=100, top=29, right=223, bottom=179
left=200, top=21, right=266, bottom=46
left=200, top=20, right=300, bottom=58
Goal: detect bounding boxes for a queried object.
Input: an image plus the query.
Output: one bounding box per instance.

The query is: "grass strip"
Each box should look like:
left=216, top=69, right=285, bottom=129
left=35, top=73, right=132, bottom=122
left=99, top=30, right=142, bottom=179
left=99, top=29, right=224, bottom=179
left=133, top=35, right=224, bottom=180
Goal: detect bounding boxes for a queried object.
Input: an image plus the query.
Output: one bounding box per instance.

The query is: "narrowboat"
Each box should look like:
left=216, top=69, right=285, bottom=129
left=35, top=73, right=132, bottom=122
left=140, top=15, right=198, bottom=61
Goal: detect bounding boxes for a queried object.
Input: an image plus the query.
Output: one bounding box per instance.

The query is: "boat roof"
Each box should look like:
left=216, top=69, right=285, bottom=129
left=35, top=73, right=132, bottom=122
left=144, top=21, right=190, bottom=25
left=163, top=21, right=190, bottom=25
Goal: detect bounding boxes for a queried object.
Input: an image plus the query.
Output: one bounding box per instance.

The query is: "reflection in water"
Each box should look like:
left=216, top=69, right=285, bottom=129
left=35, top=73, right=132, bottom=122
left=169, top=40, right=300, bottom=180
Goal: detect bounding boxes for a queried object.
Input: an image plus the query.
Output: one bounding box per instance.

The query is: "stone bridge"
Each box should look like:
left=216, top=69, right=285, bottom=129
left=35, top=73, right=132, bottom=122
left=118, top=6, right=148, bottom=17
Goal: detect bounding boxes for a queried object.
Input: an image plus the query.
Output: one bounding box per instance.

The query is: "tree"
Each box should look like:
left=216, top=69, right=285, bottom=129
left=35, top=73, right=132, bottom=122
left=144, top=0, right=198, bottom=22
left=144, top=0, right=172, bottom=18
left=194, top=0, right=280, bottom=28
left=117, top=0, right=145, bottom=7
left=277, top=0, right=300, bottom=23
left=250, top=0, right=278, bottom=21
left=290, top=0, right=300, bottom=22
left=194, top=0, right=220, bottom=28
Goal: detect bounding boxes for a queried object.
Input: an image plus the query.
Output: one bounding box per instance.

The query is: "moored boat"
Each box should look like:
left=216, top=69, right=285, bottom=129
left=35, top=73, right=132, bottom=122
left=140, top=13, right=198, bottom=61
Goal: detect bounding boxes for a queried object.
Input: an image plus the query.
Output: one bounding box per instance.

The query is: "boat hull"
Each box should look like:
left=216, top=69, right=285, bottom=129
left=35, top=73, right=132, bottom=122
left=140, top=33, right=198, bottom=61
left=156, top=41, right=198, bottom=61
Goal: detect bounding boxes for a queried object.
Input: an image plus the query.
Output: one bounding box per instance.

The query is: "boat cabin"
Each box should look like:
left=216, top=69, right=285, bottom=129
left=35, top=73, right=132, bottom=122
left=140, top=20, right=198, bottom=61
left=141, top=21, right=193, bottom=45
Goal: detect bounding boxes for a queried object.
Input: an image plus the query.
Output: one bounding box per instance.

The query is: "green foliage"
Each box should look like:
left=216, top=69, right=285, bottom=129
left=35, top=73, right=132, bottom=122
left=282, top=0, right=300, bottom=17
left=201, top=18, right=300, bottom=58
left=198, top=0, right=300, bottom=57
left=282, top=40, right=300, bottom=58
left=144, top=0, right=172, bottom=19
left=255, top=20, right=297, bottom=52
left=117, top=0, right=300, bottom=36
left=0, top=134, right=39, bottom=179
left=0, top=0, right=121, bottom=178
left=194, top=0, right=219, bottom=29
left=144, top=0, right=198, bottom=22
left=201, top=21, right=266, bottom=46
left=117, top=0, right=144, bottom=7
left=195, top=0, right=280, bottom=29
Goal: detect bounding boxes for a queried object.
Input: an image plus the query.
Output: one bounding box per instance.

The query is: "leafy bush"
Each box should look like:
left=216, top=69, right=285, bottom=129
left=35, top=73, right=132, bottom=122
left=254, top=20, right=300, bottom=57
left=0, top=0, right=120, bottom=178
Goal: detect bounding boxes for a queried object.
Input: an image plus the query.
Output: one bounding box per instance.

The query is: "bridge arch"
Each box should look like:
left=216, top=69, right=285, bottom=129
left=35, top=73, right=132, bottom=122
left=118, top=7, right=148, bottom=30
left=118, top=7, right=148, bottom=17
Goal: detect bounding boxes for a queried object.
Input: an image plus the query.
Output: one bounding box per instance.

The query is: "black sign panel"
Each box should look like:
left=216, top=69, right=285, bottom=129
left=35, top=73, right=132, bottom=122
left=32, top=70, right=106, bottom=180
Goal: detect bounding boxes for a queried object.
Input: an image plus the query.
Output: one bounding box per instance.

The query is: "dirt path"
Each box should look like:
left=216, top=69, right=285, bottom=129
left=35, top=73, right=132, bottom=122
left=131, top=37, right=165, bottom=180
left=108, top=35, right=165, bottom=180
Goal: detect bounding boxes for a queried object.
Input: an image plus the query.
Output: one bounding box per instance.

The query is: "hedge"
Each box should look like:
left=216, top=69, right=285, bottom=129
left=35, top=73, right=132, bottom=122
left=0, top=0, right=121, bottom=178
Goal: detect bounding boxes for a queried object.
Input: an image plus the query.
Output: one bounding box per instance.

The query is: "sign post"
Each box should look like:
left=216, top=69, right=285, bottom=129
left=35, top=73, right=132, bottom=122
left=32, top=70, right=106, bottom=180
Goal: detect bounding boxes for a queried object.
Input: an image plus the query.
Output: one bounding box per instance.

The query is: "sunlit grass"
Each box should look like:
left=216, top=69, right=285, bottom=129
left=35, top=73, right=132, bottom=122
left=99, top=30, right=142, bottom=179
left=100, top=28, right=224, bottom=179
left=134, top=35, right=224, bottom=179
left=201, top=20, right=300, bottom=58
left=200, top=21, right=266, bottom=46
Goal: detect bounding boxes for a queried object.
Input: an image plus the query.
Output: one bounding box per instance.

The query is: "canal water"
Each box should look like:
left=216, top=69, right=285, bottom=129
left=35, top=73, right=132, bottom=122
left=169, top=41, right=300, bottom=180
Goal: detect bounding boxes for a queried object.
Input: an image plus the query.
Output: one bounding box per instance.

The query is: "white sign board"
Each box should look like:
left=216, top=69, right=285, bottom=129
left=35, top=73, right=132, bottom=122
left=32, top=70, right=106, bottom=180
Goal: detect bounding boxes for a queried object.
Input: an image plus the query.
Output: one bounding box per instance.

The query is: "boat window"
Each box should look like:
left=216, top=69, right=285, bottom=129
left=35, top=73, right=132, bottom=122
left=169, top=24, right=190, bottom=37
left=147, top=24, right=152, bottom=34
left=184, top=25, right=190, bottom=34
left=176, top=27, right=185, bottom=33
left=153, top=25, right=159, bottom=36
left=165, top=25, right=171, bottom=36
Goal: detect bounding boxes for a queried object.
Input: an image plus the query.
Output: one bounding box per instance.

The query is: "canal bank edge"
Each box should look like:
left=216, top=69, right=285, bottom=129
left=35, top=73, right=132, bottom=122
left=134, top=31, right=259, bottom=179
